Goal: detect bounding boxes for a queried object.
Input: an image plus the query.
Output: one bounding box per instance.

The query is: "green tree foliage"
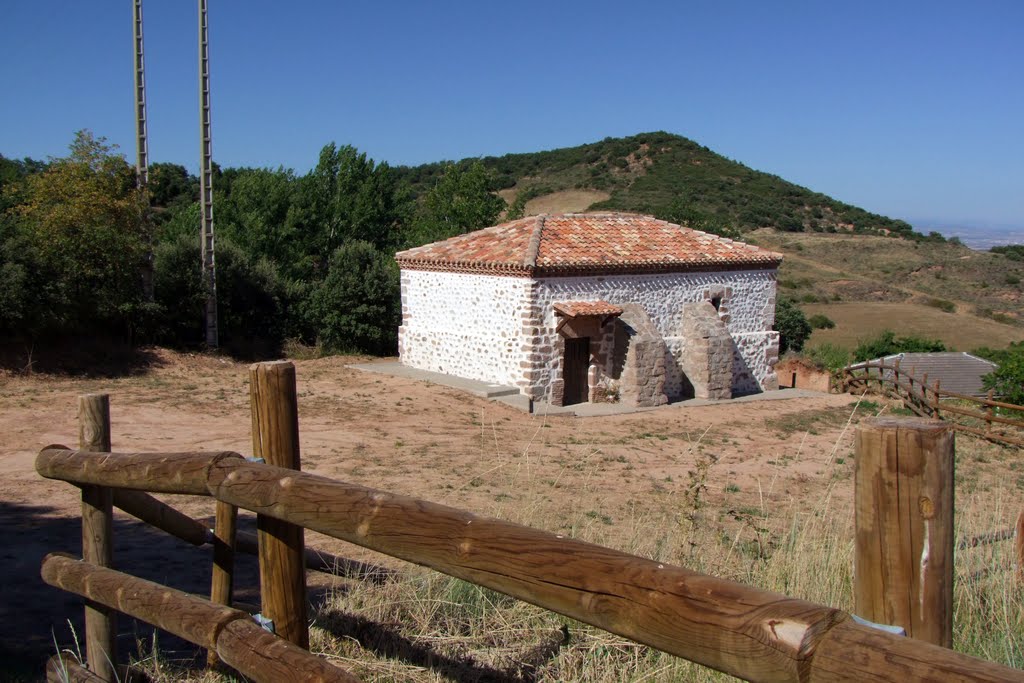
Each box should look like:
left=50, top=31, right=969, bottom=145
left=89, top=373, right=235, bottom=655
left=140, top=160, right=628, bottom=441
left=303, top=241, right=400, bottom=355
left=409, top=160, right=506, bottom=245
left=290, top=144, right=410, bottom=268
left=397, top=132, right=924, bottom=239
left=974, top=342, right=1024, bottom=404
left=773, top=296, right=812, bottom=354
left=158, top=201, right=201, bottom=245
left=852, top=330, right=946, bottom=362
left=991, top=245, right=1024, bottom=261
left=215, top=167, right=300, bottom=269
left=148, top=162, right=197, bottom=228
left=655, top=196, right=741, bottom=239
left=0, top=213, right=54, bottom=336
left=5, top=131, right=149, bottom=336
left=154, top=234, right=287, bottom=357
left=0, top=153, right=46, bottom=212
left=803, top=343, right=851, bottom=371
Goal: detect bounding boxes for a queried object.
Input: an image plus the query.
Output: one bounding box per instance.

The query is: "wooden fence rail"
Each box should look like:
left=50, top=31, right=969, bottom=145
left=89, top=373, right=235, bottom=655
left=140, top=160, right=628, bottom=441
left=42, top=553, right=357, bottom=683
left=36, top=446, right=1023, bottom=683
left=839, top=360, right=1024, bottom=447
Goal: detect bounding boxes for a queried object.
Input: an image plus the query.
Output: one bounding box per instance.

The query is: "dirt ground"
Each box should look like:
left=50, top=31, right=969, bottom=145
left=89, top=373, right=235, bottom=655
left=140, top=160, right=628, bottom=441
left=0, top=349, right=1014, bottom=678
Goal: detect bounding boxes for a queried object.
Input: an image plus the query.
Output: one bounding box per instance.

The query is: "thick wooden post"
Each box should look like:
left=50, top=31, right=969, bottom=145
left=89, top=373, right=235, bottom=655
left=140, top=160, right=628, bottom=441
left=207, top=499, right=238, bottom=667
left=250, top=361, right=308, bottom=649
left=854, top=417, right=954, bottom=647
left=78, top=394, right=116, bottom=679
left=933, top=379, right=941, bottom=418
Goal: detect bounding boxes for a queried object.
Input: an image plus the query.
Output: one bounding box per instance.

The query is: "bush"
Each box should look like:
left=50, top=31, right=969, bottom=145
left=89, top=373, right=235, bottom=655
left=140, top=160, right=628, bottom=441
left=153, top=234, right=287, bottom=357
left=981, top=343, right=1024, bottom=405
left=925, top=298, right=956, bottom=313
left=852, top=330, right=946, bottom=362
left=808, top=314, right=835, bottom=330
left=804, top=343, right=851, bottom=371
left=303, top=241, right=400, bottom=355
left=774, top=297, right=811, bottom=354
left=991, top=245, right=1024, bottom=261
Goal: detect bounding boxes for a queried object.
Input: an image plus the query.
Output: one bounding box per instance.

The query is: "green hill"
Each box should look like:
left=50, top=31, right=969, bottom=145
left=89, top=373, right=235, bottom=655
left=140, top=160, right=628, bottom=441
left=396, top=132, right=1024, bottom=348
left=395, top=131, right=917, bottom=238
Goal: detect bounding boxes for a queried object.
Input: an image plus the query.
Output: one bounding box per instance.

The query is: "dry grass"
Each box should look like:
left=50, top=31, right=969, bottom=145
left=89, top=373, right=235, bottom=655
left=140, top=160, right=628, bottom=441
left=496, top=189, right=612, bottom=216
left=752, top=230, right=1024, bottom=319
left=803, top=302, right=1024, bottom=351
left=125, top=418, right=1023, bottom=682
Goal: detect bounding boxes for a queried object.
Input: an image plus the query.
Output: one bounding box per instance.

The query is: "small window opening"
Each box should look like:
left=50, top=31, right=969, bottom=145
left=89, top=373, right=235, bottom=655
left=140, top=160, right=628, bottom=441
left=711, top=296, right=722, bottom=311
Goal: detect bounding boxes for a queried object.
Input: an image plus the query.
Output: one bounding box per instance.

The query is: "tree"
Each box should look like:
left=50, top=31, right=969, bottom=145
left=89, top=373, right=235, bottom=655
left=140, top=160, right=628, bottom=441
left=773, top=296, right=811, bottom=354
left=288, top=144, right=410, bottom=276
left=10, top=130, right=149, bottom=335
left=982, top=349, right=1024, bottom=405
left=657, top=196, right=741, bottom=239
left=0, top=153, right=46, bottom=213
left=154, top=233, right=287, bottom=357
left=303, top=241, right=400, bottom=355
left=215, top=166, right=299, bottom=269
left=975, top=342, right=1024, bottom=405
left=409, top=160, right=506, bottom=245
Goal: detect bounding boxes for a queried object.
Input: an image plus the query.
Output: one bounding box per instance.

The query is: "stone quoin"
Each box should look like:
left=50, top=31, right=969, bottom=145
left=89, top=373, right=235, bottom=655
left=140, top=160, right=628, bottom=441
left=395, top=213, right=783, bottom=407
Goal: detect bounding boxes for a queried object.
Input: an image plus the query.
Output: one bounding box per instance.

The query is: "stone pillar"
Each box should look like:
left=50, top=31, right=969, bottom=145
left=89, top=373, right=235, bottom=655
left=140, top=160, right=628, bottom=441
left=679, top=302, right=733, bottom=400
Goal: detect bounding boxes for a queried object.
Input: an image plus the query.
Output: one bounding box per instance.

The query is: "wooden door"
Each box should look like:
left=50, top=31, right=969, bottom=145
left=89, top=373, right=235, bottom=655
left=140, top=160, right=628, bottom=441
left=563, top=337, right=590, bottom=405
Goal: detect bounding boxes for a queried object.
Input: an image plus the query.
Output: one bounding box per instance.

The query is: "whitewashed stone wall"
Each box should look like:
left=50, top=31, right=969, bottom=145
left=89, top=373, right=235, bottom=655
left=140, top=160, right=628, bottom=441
left=732, top=331, right=781, bottom=394
left=399, top=268, right=779, bottom=400
left=533, top=270, right=778, bottom=398
left=398, top=270, right=531, bottom=386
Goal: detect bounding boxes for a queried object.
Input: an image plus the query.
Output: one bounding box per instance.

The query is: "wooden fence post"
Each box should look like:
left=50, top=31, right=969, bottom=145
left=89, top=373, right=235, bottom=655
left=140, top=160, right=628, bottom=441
left=854, top=416, right=954, bottom=647
left=78, top=394, right=117, bottom=680
left=207, top=499, right=237, bottom=668
left=249, top=361, right=309, bottom=649
left=933, top=379, right=941, bottom=418
left=986, top=389, right=995, bottom=434
left=892, top=358, right=901, bottom=400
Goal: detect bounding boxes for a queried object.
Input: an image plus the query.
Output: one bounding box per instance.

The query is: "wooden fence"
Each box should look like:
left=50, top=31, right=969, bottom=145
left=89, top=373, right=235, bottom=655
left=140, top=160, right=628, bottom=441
left=839, top=359, right=1024, bottom=447
left=38, top=362, right=1024, bottom=683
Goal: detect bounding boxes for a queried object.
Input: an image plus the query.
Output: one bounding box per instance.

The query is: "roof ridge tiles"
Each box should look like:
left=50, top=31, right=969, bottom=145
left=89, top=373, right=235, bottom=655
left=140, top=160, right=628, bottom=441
left=523, top=215, right=544, bottom=269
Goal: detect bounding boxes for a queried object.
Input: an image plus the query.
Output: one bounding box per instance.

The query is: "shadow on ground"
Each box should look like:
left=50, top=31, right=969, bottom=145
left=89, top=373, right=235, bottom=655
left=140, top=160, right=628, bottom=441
left=317, top=609, right=568, bottom=683
left=0, top=339, right=166, bottom=378
left=0, top=500, right=264, bottom=681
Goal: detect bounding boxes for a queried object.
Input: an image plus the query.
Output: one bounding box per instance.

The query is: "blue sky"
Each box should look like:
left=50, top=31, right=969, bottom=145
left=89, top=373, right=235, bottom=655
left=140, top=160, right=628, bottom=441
left=2, top=1, right=1021, bottom=230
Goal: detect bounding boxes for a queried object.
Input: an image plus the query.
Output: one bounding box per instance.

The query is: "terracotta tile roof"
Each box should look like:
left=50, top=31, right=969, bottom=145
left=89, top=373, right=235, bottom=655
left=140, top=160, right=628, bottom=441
left=395, top=213, right=782, bottom=276
left=553, top=300, right=624, bottom=318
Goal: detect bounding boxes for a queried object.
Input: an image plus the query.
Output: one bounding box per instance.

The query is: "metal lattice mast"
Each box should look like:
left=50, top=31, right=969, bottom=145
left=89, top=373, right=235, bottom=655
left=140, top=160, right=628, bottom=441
left=132, top=0, right=149, bottom=188
left=198, top=0, right=218, bottom=348
left=133, top=0, right=156, bottom=301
